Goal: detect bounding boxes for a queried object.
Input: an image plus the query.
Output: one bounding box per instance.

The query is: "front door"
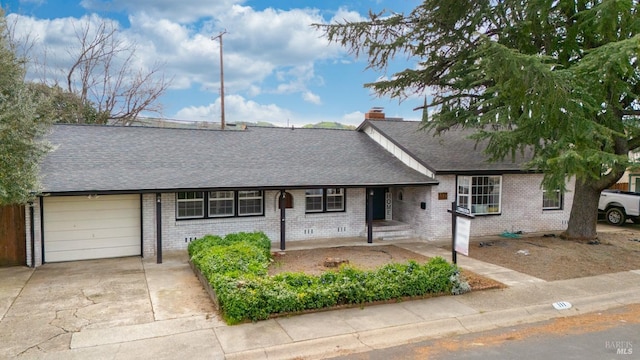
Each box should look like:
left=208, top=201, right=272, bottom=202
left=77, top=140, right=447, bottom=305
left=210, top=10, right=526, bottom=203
left=372, top=188, right=387, bottom=220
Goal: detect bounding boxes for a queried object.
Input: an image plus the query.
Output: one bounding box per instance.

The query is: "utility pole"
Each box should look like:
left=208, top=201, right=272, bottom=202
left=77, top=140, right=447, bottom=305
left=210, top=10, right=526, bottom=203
left=212, top=30, right=227, bottom=130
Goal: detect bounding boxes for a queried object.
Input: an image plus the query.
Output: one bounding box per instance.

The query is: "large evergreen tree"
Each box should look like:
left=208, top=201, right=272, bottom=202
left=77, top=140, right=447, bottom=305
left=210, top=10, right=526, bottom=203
left=316, top=0, right=640, bottom=240
left=0, top=10, right=51, bottom=205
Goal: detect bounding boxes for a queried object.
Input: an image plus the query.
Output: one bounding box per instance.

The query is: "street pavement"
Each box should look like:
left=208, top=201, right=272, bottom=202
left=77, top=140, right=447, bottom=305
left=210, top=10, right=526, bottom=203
left=0, top=235, right=639, bottom=359
left=326, top=304, right=640, bottom=360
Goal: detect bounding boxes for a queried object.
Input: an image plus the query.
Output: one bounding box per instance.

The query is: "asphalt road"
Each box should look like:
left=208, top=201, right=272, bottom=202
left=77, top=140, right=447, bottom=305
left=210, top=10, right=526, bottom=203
left=329, top=305, right=640, bottom=360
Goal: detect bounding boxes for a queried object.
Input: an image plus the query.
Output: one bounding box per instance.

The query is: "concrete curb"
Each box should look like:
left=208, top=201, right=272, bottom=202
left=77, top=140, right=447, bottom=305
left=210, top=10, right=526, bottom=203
left=224, top=279, right=640, bottom=360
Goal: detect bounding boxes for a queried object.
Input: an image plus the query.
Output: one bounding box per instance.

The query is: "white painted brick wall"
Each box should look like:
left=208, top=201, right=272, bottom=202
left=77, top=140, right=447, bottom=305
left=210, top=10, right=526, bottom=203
left=393, top=174, right=575, bottom=241
left=24, top=201, right=43, bottom=267
left=142, top=189, right=367, bottom=255
left=26, top=176, right=575, bottom=265
left=142, top=193, right=157, bottom=257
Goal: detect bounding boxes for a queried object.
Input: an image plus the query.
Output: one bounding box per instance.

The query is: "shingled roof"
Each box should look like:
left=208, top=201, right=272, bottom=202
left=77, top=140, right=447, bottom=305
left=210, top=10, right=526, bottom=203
left=361, top=120, right=530, bottom=174
left=39, top=124, right=438, bottom=194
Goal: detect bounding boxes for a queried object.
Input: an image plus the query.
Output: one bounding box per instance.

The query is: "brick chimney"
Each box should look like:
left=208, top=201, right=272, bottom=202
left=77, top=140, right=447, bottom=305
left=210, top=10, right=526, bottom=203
left=365, top=107, right=385, bottom=120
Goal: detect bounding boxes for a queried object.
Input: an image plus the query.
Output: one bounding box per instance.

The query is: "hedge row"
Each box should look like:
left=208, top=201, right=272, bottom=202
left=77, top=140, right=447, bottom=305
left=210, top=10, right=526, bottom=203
left=189, top=232, right=467, bottom=324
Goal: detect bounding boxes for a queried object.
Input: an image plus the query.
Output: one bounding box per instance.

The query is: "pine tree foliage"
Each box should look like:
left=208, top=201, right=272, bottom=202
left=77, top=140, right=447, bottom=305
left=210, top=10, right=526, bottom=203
left=0, top=10, right=51, bottom=205
left=315, top=0, right=640, bottom=239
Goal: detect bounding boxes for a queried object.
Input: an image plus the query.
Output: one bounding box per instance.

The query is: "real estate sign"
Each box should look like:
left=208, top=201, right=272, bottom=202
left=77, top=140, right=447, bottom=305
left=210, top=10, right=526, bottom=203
left=455, top=216, right=471, bottom=256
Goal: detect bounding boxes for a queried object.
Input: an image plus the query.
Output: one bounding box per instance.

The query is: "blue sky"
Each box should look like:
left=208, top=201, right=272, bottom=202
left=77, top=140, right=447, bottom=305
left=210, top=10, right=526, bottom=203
left=3, top=0, right=424, bottom=126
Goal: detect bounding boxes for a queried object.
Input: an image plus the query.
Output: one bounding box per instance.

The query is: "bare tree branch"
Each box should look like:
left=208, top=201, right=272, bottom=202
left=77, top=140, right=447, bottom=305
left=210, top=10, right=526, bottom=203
left=62, top=19, right=170, bottom=124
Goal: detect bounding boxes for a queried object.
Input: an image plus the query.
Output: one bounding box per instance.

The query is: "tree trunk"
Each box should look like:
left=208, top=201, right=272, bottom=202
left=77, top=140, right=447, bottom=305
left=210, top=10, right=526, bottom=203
left=562, top=179, right=600, bottom=240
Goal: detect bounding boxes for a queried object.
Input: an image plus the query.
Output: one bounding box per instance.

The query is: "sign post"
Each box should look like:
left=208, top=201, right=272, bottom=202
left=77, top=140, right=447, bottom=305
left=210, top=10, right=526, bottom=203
left=448, top=201, right=474, bottom=264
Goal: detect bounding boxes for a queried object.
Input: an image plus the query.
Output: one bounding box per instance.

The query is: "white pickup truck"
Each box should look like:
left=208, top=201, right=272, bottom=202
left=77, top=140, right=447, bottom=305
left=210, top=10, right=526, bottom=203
left=599, top=189, right=640, bottom=225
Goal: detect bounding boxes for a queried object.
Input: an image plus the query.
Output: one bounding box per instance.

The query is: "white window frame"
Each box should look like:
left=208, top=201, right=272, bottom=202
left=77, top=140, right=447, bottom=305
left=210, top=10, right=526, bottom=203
left=238, top=190, right=264, bottom=216
left=176, top=191, right=205, bottom=219
left=457, top=175, right=502, bottom=215
left=326, top=188, right=345, bottom=212
left=305, top=189, right=324, bottom=213
left=209, top=191, right=235, bottom=217
left=542, top=188, right=562, bottom=210
left=305, top=188, right=346, bottom=213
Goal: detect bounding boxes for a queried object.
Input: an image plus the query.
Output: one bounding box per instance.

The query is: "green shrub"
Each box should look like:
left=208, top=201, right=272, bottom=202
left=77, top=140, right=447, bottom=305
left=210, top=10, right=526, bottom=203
left=189, top=232, right=464, bottom=324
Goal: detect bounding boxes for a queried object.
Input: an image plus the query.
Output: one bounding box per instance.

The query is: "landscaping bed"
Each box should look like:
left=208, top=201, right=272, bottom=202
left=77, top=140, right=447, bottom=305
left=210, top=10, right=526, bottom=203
left=188, top=232, right=479, bottom=324
left=269, top=245, right=504, bottom=291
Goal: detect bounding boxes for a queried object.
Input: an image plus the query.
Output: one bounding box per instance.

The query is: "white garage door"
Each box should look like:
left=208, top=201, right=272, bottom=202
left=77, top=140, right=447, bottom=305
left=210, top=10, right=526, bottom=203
left=43, top=195, right=141, bottom=262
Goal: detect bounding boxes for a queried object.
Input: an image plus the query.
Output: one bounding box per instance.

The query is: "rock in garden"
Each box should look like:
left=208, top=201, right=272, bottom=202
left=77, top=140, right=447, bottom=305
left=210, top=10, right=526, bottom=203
left=324, top=257, right=349, bottom=268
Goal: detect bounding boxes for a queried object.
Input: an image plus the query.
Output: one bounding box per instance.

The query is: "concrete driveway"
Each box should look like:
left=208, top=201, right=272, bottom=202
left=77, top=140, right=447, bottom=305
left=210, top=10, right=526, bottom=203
left=0, top=252, right=225, bottom=359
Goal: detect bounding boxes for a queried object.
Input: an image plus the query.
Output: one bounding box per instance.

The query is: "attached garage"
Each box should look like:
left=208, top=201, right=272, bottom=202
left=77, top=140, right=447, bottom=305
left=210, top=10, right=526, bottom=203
left=43, top=195, right=141, bottom=262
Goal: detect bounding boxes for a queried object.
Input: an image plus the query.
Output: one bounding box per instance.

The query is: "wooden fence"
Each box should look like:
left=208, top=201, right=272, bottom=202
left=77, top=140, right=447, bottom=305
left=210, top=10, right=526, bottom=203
left=0, top=205, right=26, bottom=266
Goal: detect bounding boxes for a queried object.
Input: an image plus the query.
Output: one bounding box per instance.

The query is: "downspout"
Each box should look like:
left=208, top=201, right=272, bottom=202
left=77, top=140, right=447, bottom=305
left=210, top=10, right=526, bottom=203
left=156, top=193, right=162, bottom=264
left=367, top=189, right=373, bottom=243
left=279, top=190, right=286, bottom=251
left=28, top=200, right=35, bottom=268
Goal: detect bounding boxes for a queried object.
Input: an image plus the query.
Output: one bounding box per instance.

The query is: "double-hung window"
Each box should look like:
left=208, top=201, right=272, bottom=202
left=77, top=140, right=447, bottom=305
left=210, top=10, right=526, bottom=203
left=305, top=189, right=324, bottom=212
left=457, top=176, right=502, bottom=215
left=238, top=190, right=263, bottom=216
left=177, top=191, right=205, bottom=219
left=209, top=191, right=234, bottom=217
left=542, top=188, right=562, bottom=210
left=305, top=188, right=345, bottom=213
left=326, top=188, right=345, bottom=211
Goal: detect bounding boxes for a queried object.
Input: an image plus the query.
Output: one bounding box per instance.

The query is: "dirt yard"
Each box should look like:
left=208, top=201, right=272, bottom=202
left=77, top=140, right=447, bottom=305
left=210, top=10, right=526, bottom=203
left=269, top=245, right=504, bottom=291
left=267, top=224, right=640, bottom=288
left=456, top=225, right=640, bottom=281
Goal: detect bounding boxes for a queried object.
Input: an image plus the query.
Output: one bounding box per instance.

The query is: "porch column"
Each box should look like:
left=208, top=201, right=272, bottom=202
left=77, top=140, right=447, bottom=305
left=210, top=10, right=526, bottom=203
left=367, top=189, right=373, bottom=243
left=28, top=200, right=35, bottom=268
left=279, top=190, right=286, bottom=250
left=156, top=193, right=162, bottom=264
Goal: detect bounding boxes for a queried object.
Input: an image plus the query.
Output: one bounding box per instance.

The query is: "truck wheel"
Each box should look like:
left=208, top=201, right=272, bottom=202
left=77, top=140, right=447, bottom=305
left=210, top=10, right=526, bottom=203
left=605, top=207, right=626, bottom=226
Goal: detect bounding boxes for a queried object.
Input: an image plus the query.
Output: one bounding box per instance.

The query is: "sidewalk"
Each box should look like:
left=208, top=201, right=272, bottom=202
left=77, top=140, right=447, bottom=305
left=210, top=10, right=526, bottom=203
left=1, top=241, right=639, bottom=359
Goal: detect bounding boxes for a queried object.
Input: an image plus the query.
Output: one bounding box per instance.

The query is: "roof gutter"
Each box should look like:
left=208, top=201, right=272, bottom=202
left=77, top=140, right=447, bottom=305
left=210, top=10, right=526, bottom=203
left=39, top=180, right=440, bottom=196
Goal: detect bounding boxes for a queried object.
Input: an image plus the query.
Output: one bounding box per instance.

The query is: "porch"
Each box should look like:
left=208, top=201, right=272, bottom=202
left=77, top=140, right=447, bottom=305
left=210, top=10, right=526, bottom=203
left=272, top=220, right=415, bottom=252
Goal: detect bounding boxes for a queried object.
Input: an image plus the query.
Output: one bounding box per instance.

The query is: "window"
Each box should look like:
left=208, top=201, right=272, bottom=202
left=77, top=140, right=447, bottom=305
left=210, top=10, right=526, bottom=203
left=305, top=189, right=324, bottom=212
left=176, top=190, right=264, bottom=219
left=305, top=188, right=346, bottom=213
left=209, top=191, right=234, bottom=217
left=238, top=190, right=263, bottom=216
left=543, top=189, right=562, bottom=210
left=326, top=188, right=345, bottom=211
left=177, top=191, right=204, bottom=219
left=457, top=176, right=502, bottom=215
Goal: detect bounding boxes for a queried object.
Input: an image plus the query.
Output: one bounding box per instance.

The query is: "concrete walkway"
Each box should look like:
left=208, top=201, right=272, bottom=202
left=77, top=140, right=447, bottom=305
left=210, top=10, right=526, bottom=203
left=1, top=242, right=639, bottom=359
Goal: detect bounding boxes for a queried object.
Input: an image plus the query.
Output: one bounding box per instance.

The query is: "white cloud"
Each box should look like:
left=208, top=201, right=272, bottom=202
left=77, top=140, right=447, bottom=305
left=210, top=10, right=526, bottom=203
left=175, top=94, right=295, bottom=126
left=7, top=3, right=362, bottom=125
left=302, top=91, right=321, bottom=105
left=330, top=7, right=366, bottom=23
left=7, top=13, right=126, bottom=84
left=80, top=0, right=244, bottom=23
left=341, top=111, right=366, bottom=126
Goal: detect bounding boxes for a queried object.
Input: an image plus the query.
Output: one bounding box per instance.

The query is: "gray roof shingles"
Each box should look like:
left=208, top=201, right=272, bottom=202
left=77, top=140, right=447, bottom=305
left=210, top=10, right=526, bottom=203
left=364, top=120, right=528, bottom=173
left=40, top=124, right=438, bottom=194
